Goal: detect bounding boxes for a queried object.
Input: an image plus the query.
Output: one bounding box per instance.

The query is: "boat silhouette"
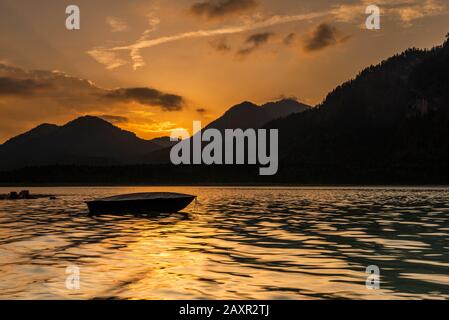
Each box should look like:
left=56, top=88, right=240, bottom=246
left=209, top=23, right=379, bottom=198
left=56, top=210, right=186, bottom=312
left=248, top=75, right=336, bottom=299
left=86, top=192, right=196, bottom=215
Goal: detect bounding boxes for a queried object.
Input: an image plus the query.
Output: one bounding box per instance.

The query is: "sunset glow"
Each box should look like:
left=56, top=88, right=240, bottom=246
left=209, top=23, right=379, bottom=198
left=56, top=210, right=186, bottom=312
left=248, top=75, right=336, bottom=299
left=0, top=0, right=448, bottom=142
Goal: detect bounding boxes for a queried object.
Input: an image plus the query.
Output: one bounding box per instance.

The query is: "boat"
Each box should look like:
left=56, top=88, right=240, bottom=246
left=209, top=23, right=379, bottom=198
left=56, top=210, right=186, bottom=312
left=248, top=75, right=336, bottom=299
left=85, top=192, right=196, bottom=215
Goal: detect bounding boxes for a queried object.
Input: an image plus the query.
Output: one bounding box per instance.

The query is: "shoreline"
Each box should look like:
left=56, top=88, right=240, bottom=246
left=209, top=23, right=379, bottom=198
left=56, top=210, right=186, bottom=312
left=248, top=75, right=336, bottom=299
left=1, top=183, right=449, bottom=188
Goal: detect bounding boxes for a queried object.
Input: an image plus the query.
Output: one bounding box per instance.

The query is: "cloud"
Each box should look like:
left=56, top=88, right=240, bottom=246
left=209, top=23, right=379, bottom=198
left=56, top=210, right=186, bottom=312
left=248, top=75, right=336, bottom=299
left=0, top=77, right=49, bottom=95
left=106, top=16, right=129, bottom=32
left=0, top=63, right=185, bottom=112
left=394, top=0, right=446, bottom=26
left=246, top=32, right=273, bottom=45
left=302, top=23, right=351, bottom=52
left=87, top=48, right=128, bottom=70
left=104, top=87, right=185, bottom=111
left=238, top=32, right=274, bottom=55
left=86, top=1, right=446, bottom=69
left=273, top=94, right=299, bottom=101
left=283, top=33, right=296, bottom=45
left=98, top=115, right=129, bottom=124
left=331, top=2, right=366, bottom=23
left=130, top=120, right=183, bottom=133
left=210, top=38, right=232, bottom=52
left=191, top=0, right=258, bottom=19
left=130, top=12, right=162, bottom=69
left=88, top=11, right=328, bottom=69
left=141, top=13, right=161, bottom=38
left=91, top=11, right=161, bottom=70
left=0, top=64, right=98, bottom=100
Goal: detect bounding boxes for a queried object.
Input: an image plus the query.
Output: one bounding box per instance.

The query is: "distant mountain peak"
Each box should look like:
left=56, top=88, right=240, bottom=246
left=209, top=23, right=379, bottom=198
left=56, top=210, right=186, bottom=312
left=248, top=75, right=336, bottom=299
left=3, top=122, right=59, bottom=147
left=36, top=123, right=59, bottom=129
left=261, top=98, right=310, bottom=119
left=236, top=100, right=258, bottom=106
left=262, top=98, right=305, bottom=106
left=0, top=115, right=163, bottom=169
left=225, top=101, right=259, bottom=113
left=204, top=99, right=310, bottom=132
left=66, top=115, right=113, bottom=128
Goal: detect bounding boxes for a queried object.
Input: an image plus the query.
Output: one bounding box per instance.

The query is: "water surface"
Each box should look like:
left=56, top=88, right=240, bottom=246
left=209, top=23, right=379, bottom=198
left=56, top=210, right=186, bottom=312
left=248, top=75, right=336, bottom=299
left=1, top=186, right=448, bottom=299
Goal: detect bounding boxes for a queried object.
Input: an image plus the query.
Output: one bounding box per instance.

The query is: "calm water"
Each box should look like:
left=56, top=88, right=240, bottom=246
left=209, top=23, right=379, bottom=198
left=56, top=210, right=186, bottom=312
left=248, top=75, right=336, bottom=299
left=0, top=186, right=449, bottom=300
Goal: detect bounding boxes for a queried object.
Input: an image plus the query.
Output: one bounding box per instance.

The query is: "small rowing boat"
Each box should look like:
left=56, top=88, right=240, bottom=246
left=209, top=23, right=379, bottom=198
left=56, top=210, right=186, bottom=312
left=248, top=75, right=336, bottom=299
left=86, top=192, right=196, bottom=215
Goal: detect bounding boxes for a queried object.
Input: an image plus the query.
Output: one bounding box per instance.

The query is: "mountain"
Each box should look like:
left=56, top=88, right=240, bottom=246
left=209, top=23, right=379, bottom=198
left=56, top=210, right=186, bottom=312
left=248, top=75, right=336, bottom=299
left=204, top=101, right=271, bottom=131
left=205, top=99, right=310, bottom=131
left=138, top=98, right=310, bottom=164
left=264, top=35, right=449, bottom=183
left=0, top=116, right=163, bottom=169
left=0, top=99, right=310, bottom=170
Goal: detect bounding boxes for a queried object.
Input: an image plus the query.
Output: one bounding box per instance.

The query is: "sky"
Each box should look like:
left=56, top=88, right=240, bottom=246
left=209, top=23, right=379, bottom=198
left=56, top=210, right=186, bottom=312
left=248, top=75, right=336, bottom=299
left=0, top=0, right=448, bottom=142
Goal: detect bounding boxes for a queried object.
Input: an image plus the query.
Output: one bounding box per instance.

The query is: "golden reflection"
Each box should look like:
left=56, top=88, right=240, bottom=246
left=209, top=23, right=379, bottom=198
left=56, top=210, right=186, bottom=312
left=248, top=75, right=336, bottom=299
left=1, top=187, right=449, bottom=299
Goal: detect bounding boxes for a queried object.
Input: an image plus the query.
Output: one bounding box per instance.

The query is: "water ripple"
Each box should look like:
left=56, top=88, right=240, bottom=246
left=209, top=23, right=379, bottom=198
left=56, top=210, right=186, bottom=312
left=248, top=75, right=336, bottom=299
left=0, top=186, right=448, bottom=299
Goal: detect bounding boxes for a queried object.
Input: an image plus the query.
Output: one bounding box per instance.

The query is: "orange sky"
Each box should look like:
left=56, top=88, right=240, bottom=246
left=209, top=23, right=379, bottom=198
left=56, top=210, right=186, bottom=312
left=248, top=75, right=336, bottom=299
left=0, top=0, right=448, bottom=142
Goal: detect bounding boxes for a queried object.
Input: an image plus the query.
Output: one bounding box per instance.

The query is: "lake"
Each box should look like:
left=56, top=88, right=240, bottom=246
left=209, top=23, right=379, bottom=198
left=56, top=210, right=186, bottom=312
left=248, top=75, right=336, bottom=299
left=0, top=186, right=448, bottom=299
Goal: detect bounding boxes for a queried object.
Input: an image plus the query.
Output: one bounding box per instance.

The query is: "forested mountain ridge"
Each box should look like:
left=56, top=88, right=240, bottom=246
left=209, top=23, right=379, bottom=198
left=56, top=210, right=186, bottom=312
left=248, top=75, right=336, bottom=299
left=265, top=35, right=449, bottom=183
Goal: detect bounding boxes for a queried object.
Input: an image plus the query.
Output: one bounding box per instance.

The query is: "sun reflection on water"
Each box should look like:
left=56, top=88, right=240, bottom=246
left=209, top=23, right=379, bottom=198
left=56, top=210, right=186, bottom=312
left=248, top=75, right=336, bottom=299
left=1, top=186, right=449, bottom=299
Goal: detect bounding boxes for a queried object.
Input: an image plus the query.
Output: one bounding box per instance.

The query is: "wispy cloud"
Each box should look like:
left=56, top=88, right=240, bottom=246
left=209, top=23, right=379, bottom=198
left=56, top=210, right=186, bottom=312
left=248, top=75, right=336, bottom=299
left=104, top=87, right=184, bottom=111
left=88, top=11, right=328, bottom=70
left=283, top=33, right=296, bottom=45
left=90, top=0, right=446, bottom=69
left=130, top=120, right=183, bottom=133
left=0, top=77, right=49, bottom=95
left=191, top=0, right=259, bottom=19
left=210, top=37, right=232, bottom=52
left=302, top=23, right=351, bottom=52
left=87, top=48, right=128, bottom=70
left=394, top=0, right=446, bottom=26
left=238, top=32, right=274, bottom=56
left=106, top=16, right=129, bottom=32
left=130, top=12, right=162, bottom=69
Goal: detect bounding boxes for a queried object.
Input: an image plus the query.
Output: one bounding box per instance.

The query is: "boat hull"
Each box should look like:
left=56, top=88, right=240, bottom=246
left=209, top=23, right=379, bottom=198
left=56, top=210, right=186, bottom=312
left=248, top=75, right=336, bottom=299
left=86, top=194, right=196, bottom=215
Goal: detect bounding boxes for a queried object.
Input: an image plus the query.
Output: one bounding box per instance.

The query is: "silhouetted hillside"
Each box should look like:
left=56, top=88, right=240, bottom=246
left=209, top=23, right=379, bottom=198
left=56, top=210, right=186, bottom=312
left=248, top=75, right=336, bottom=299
left=0, top=116, right=163, bottom=169
left=262, top=99, right=310, bottom=119
left=264, top=35, right=449, bottom=183
left=205, top=99, right=310, bottom=131
left=0, top=99, right=310, bottom=171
